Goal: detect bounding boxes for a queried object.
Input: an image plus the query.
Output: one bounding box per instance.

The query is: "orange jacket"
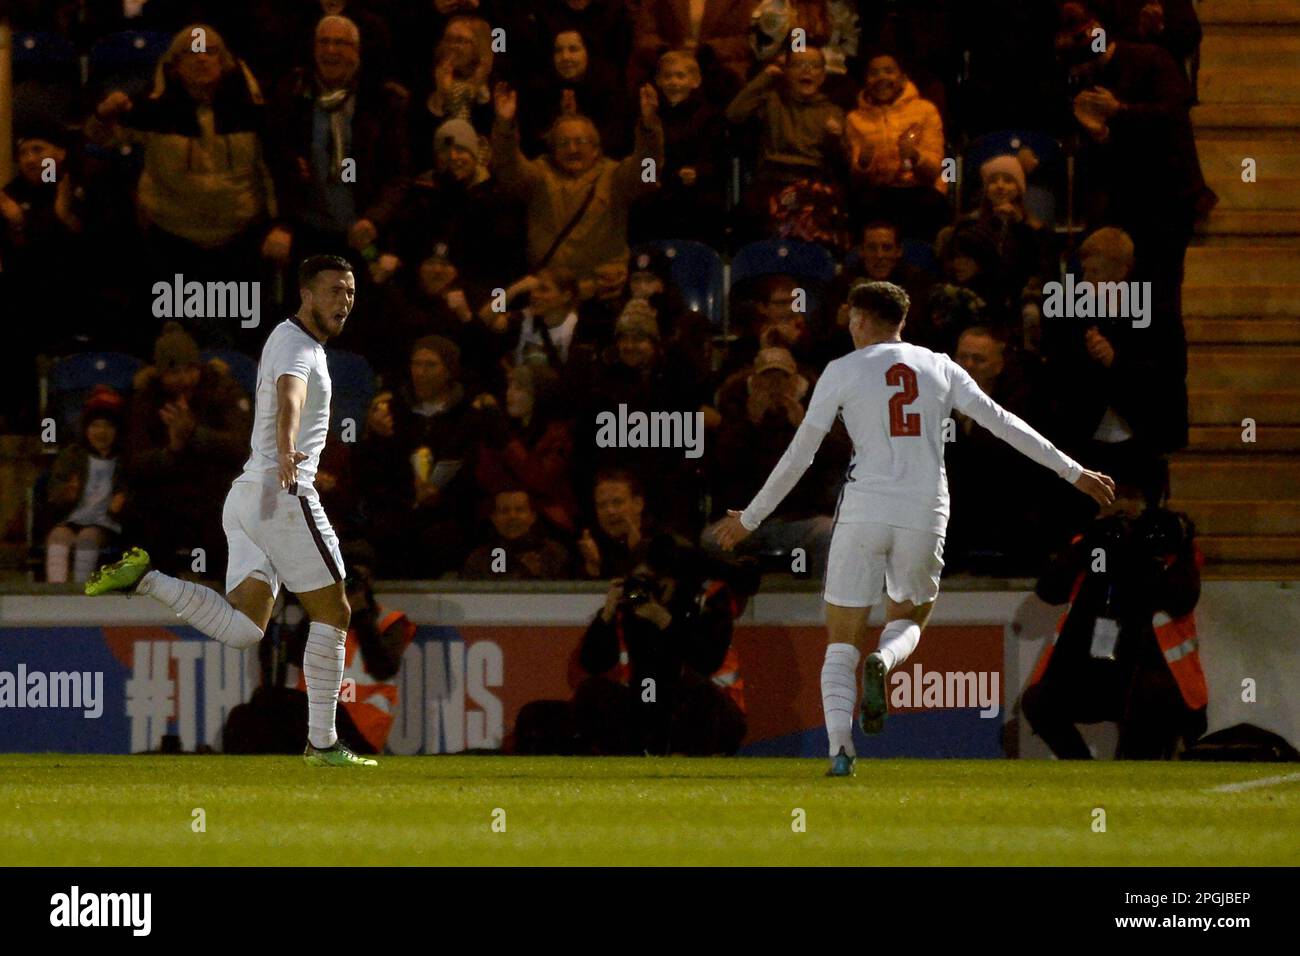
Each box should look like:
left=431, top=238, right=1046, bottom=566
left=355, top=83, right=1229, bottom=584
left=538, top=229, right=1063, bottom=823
left=845, top=81, right=947, bottom=193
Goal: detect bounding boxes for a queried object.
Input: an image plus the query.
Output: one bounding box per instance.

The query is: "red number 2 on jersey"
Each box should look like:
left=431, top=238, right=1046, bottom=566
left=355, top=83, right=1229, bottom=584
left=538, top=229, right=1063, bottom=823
left=886, top=363, right=921, bottom=437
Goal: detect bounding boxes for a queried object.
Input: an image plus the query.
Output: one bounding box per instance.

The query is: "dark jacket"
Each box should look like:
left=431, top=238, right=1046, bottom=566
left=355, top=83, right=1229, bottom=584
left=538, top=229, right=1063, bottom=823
left=269, top=69, right=411, bottom=233
left=579, top=578, right=734, bottom=683
left=462, top=527, right=574, bottom=580
left=124, top=361, right=251, bottom=495
left=1074, top=42, right=1205, bottom=224
left=1035, top=510, right=1200, bottom=677
left=1042, top=303, right=1189, bottom=455
left=387, top=168, right=526, bottom=300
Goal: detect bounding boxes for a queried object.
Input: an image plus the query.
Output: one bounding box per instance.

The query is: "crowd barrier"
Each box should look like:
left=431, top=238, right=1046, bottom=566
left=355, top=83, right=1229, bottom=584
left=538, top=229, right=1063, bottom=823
left=1, top=582, right=1295, bottom=757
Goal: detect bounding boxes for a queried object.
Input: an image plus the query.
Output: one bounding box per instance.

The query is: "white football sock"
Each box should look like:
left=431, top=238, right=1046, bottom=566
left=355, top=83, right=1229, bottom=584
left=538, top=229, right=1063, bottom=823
left=303, top=621, right=348, bottom=749
left=137, top=570, right=263, bottom=649
left=821, top=642, right=861, bottom=757
left=73, top=546, right=100, bottom=584
left=46, top=543, right=71, bottom=584
left=877, top=619, right=922, bottom=672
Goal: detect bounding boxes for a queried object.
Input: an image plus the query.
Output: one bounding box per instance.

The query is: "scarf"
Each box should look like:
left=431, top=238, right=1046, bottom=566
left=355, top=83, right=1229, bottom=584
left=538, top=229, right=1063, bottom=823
left=316, top=85, right=355, bottom=179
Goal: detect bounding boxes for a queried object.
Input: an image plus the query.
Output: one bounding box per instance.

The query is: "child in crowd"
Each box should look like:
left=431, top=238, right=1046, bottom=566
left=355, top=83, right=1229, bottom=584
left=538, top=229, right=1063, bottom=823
left=44, top=386, right=126, bottom=584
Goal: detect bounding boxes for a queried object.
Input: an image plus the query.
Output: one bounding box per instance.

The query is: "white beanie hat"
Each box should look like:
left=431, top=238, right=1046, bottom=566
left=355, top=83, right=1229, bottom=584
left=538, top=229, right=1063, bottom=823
left=980, top=154, right=1026, bottom=197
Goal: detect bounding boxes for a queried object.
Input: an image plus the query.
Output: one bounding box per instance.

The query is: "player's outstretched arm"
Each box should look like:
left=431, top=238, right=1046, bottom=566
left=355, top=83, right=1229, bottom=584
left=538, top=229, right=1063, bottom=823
left=950, top=363, right=1104, bottom=497
left=718, top=418, right=830, bottom=550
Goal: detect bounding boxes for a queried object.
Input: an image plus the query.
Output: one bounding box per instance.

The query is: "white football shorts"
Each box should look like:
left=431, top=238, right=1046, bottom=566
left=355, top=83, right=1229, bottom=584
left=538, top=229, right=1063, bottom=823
left=823, top=521, right=944, bottom=607
left=222, top=480, right=344, bottom=596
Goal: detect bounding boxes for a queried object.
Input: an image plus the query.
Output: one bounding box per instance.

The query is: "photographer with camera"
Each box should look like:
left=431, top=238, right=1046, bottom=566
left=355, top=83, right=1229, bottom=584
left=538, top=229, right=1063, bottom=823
left=574, top=534, right=752, bottom=756
left=1020, top=468, right=1207, bottom=759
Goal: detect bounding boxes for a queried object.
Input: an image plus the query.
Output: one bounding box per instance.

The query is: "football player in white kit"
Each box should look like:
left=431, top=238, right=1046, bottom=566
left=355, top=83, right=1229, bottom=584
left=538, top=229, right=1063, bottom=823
left=86, top=256, right=375, bottom=767
left=715, top=281, right=1115, bottom=776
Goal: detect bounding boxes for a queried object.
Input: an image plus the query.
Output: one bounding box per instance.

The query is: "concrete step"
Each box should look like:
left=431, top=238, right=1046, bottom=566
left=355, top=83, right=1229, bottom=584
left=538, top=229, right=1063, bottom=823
left=1171, top=499, right=1300, bottom=534
left=1187, top=424, right=1300, bottom=450
left=1186, top=345, right=1300, bottom=389
left=1199, top=0, right=1300, bottom=26
left=1200, top=561, right=1300, bottom=580
left=1197, top=138, right=1300, bottom=210
left=1198, top=34, right=1300, bottom=105
left=1170, top=454, right=1300, bottom=498
left=1198, top=534, right=1300, bottom=561
left=1196, top=209, right=1300, bottom=241
left=1185, top=316, right=1300, bottom=344
left=1189, top=389, right=1300, bottom=424
left=1185, top=245, right=1300, bottom=283
left=1192, top=102, right=1300, bottom=130
left=1182, top=283, right=1300, bottom=315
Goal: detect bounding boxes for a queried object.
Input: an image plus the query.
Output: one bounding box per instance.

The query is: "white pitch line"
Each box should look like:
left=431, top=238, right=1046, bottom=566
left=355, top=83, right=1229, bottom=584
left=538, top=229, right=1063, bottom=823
left=1207, top=772, right=1300, bottom=794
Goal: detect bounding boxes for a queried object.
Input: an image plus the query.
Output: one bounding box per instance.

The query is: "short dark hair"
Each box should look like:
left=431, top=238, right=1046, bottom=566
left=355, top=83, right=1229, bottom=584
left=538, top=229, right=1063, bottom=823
left=494, top=487, right=534, bottom=507
left=862, top=220, right=901, bottom=243
left=848, top=280, right=910, bottom=326
left=298, top=255, right=353, bottom=289
left=594, top=468, right=643, bottom=500
left=957, top=324, right=1005, bottom=347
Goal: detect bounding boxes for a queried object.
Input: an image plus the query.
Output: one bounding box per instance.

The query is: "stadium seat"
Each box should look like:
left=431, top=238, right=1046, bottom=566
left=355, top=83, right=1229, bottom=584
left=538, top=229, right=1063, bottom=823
left=201, top=349, right=258, bottom=397
left=87, top=30, right=171, bottom=100
left=901, top=239, right=941, bottom=275
left=637, top=240, right=724, bottom=327
left=12, top=31, right=81, bottom=126
left=730, top=239, right=838, bottom=320
left=730, top=238, right=838, bottom=289
left=46, top=352, right=144, bottom=435
left=325, top=350, right=375, bottom=439
left=962, top=130, right=1065, bottom=226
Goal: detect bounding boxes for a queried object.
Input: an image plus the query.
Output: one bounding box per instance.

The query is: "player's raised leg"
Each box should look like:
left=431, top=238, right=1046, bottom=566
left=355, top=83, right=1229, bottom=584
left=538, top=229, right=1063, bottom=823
left=861, top=526, right=943, bottom=733
left=861, top=597, right=935, bottom=734
left=85, top=548, right=269, bottom=648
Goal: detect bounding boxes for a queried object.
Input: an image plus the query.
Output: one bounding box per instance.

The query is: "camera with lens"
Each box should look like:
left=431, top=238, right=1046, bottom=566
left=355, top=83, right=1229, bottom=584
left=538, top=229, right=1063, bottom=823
left=1133, top=508, right=1195, bottom=558
left=620, top=574, right=658, bottom=610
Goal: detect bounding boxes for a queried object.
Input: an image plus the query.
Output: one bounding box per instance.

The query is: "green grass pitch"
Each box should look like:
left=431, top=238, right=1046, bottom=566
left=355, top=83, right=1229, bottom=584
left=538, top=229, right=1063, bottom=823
left=1, top=755, right=1296, bottom=866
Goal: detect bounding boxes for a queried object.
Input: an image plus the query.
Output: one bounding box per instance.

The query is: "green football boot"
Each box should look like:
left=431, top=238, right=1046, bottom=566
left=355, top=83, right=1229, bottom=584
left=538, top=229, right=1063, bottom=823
left=303, top=741, right=378, bottom=767
left=859, top=652, right=889, bottom=735
left=84, top=547, right=152, bottom=596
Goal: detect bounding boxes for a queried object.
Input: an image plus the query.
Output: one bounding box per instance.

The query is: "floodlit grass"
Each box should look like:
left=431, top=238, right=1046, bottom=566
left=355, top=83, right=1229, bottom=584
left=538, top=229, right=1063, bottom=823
left=0, top=755, right=1295, bottom=866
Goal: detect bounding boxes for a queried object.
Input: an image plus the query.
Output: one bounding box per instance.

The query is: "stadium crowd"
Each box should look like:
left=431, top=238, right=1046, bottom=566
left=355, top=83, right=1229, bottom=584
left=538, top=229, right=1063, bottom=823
left=4, top=0, right=1213, bottom=585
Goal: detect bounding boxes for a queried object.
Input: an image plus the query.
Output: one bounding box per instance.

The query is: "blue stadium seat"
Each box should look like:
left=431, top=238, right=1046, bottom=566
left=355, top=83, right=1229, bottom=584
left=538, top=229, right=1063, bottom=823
left=963, top=130, right=1065, bottom=226
left=201, top=349, right=258, bottom=398
left=87, top=30, right=171, bottom=100
left=325, top=350, right=375, bottom=439
left=638, top=240, right=724, bottom=327
left=730, top=239, right=838, bottom=320
left=730, top=239, right=838, bottom=290
left=46, top=352, right=144, bottom=435
left=13, top=32, right=81, bottom=125
left=901, top=239, right=940, bottom=275
left=13, top=31, right=79, bottom=83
